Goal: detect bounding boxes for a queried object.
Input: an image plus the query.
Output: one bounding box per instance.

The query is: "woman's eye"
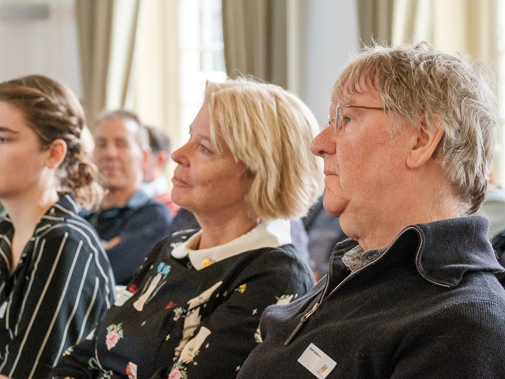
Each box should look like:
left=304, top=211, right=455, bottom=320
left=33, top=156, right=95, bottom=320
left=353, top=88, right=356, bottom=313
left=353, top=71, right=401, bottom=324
left=0, top=137, right=8, bottom=143
left=200, top=144, right=211, bottom=154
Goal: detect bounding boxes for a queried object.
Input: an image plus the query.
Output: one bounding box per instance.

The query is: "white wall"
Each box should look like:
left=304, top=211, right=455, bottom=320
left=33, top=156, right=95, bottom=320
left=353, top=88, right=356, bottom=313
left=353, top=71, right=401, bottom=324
left=293, top=0, right=360, bottom=129
left=0, top=0, right=81, bottom=97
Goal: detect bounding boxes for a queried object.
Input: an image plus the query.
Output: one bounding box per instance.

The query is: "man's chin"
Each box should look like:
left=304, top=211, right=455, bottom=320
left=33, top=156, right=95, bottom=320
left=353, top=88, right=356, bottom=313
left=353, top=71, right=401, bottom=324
left=322, top=197, right=346, bottom=219
left=102, top=182, right=128, bottom=192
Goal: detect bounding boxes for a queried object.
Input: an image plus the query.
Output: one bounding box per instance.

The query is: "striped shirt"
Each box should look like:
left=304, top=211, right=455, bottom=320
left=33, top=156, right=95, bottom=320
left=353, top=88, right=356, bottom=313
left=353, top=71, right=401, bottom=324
left=0, top=194, right=116, bottom=378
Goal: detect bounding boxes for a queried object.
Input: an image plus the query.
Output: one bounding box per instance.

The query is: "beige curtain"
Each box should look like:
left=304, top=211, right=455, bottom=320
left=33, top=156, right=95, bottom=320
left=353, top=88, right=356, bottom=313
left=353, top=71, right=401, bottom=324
left=222, top=0, right=287, bottom=88
left=432, top=0, right=497, bottom=60
left=106, top=0, right=142, bottom=111
left=356, top=0, right=394, bottom=46
left=75, top=0, right=114, bottom=127
left=75, top=0, right=142, bottom=127
left=133, top=0, right=180, bottom=146
left=392, top=0, right=433, bottom=45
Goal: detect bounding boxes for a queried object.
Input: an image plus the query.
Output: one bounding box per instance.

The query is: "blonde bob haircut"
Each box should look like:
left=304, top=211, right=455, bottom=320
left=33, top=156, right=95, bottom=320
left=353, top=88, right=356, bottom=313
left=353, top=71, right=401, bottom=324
left=204, top=78, right=324, bottom=220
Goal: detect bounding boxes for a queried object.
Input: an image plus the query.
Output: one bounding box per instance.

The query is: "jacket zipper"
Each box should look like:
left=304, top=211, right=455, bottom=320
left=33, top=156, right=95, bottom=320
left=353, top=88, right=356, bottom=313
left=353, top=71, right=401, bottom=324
left=283, top=227, right=423, bottom=346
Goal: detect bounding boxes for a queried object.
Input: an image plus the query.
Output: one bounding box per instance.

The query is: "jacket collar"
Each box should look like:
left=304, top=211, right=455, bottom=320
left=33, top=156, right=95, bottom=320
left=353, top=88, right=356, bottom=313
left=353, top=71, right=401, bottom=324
left=413, top=216, right=503, bottom=287
left=333, top=216, right=504, bottom=288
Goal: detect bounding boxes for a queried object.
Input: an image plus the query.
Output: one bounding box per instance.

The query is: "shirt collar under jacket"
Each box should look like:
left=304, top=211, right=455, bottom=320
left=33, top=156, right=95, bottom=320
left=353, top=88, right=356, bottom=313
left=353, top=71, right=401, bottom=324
left=94, top=189, right=151, bottom=221
left=141, top=177, right=169, bottom=198
left=124, top=188, right=151, bottom=209
left=171, top=219, right=292, bottom=270
left=332, top=216, right=504, bottom=288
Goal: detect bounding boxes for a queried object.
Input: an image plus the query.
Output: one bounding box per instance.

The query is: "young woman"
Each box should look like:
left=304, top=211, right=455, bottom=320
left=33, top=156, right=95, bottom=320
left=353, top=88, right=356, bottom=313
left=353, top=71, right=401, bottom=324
left=51, top=78, right=323, bottom=379
left=0, top=75, right=115, bottom=379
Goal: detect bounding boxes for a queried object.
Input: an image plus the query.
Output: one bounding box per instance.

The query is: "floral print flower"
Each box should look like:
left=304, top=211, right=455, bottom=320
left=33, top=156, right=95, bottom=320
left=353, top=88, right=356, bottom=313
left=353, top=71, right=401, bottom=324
left=173, top=306, right=186, bottom=321
left=105, top=323, right=124, bottom=350
left=166, top=300, right=177, bottom=310
left=168, top=367, right=182, bottom=379
left=127, top=283, right=138, bottom=294
left=157, top=262, right=172, bottom=278
left=126, top=362, right=138, bottom=379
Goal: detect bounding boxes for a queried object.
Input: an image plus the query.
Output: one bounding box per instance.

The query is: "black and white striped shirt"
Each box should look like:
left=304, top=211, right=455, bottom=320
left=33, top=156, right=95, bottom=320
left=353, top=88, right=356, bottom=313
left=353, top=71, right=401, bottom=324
left=0, top=194, right=116, bottom=378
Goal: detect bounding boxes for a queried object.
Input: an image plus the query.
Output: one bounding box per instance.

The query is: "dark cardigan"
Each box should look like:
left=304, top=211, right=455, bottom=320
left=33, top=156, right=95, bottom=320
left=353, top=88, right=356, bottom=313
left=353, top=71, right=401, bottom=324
left=239, top=216, right=505, bottom=379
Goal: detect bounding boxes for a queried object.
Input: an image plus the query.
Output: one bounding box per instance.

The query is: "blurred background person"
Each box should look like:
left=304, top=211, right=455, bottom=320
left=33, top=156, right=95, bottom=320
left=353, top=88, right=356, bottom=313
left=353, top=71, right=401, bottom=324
left=142, top=125, right=180, bottom=218
left=0, top=75, right=115, bottom=379
left=51, top=77, right=323, bottom=379
left=83, top=110, right=173, bottom=286
left=303, top=190, right=347, bottom=281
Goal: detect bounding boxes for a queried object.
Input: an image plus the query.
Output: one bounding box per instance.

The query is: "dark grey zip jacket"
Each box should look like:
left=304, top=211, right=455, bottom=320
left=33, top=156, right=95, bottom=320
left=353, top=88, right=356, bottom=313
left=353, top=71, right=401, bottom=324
left=239, top=216, right=505, bottom=379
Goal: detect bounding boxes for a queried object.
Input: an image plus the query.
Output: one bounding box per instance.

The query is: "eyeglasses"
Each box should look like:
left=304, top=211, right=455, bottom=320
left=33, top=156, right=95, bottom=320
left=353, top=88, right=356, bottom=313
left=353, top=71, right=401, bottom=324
left=328, top=104, right=384, bottom=132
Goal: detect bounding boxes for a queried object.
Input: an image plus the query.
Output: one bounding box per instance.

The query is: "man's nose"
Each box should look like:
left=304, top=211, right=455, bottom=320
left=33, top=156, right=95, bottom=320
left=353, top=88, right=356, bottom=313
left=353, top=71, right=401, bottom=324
left=310, top=126, right=334, bottom=157
left=96, top=144, right=119, bottom=160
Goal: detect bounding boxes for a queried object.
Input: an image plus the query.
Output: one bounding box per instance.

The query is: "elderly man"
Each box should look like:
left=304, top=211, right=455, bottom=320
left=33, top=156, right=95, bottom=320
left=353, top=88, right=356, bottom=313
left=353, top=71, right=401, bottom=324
left=84, top=110, right=172, bottom=285
left=238, top=43, right=505, bottom=378
left=142, top=125, right=180, bottom=217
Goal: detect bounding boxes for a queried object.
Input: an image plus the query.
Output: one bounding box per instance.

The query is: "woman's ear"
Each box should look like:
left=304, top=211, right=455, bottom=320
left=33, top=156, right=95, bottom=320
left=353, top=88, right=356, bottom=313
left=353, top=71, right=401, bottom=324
left=45, top=139, right=67, bottom=169
left=406, top=114, right=445, bottom=170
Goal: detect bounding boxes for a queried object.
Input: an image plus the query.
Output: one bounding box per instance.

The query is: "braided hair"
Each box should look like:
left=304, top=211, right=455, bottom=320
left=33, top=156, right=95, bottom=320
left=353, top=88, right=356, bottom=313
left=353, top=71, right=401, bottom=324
left=0, top=75, right=102, bottom=208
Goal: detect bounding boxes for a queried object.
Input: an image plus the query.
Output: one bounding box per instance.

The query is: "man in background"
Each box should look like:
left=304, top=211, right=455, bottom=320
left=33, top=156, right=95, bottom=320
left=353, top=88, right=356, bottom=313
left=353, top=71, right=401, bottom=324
left=85, top=110, right=172, bottom=285
left=142, top=125, right=180, bottom=217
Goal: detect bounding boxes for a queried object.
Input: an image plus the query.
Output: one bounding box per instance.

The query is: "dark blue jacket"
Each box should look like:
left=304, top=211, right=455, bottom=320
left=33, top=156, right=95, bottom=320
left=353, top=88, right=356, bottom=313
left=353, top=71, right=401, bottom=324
left=83, top=190, right=172, bottom=285
left=239, top=216, right=505, bottom=379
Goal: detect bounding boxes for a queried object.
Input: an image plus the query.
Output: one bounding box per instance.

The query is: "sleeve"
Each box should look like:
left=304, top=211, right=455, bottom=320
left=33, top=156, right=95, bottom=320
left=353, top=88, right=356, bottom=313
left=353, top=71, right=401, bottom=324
left=50, top=331, right=126, bottom=379
left=49, top=240, right=168, bottom=379
left=150, top=249, right=315, bottom=379
left=106, top=203, right=173, bottom=285
left=49, top=332, right=101, bottom=379
left=391, top=300, right=505, bottom=379
left=1, top=227, right=113, bottom=379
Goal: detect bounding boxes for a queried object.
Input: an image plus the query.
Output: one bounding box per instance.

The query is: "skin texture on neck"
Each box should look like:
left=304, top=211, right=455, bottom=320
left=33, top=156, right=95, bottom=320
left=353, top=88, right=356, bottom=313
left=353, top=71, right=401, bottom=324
left=2, top=181, right=59, bottom=269
left=349, top=166, right=460, bottom=251
left=195, top=207, right=260, bottom=250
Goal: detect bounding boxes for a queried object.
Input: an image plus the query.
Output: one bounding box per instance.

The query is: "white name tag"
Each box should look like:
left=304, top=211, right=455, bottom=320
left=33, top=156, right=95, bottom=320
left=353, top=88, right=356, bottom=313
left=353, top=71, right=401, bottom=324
left=298, top=343, right=337, bottom=378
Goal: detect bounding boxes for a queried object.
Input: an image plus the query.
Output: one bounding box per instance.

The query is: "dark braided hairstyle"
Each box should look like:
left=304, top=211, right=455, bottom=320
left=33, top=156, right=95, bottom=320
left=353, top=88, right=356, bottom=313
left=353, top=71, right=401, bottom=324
left=0, top=75, right=102, bottom=209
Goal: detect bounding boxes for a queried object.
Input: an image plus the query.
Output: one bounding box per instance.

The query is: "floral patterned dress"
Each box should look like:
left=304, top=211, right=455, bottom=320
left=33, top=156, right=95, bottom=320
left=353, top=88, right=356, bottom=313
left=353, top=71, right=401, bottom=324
left=51, top=220, right=315, bottom=379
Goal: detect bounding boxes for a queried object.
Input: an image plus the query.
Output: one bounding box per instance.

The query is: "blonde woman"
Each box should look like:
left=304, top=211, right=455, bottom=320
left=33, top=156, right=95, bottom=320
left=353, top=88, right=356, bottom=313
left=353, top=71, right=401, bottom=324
left=51, top=78, right=323, bottom=379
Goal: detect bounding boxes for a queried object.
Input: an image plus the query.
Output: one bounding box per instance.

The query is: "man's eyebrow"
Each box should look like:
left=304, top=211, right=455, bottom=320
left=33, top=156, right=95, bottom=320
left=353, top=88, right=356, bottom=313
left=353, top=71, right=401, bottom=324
left=339, top=97, right=355, bottom=106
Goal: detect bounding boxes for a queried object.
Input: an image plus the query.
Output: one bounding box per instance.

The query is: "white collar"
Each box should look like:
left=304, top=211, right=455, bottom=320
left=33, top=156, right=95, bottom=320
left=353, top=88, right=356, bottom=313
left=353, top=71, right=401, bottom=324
left=171, top=219, right=292, bottom=270
left=142, top=177, right=169, bottom=197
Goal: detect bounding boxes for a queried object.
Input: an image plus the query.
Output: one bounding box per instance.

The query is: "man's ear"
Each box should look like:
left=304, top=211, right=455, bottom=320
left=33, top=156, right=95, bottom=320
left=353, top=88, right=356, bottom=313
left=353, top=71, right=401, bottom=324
left=406, top=114, right=445, bottom=170
left=142, top=148, right=152, bottom=165
left=156, top=151, right=169, bottom=168
left=45, top=139, right=67, bottom=169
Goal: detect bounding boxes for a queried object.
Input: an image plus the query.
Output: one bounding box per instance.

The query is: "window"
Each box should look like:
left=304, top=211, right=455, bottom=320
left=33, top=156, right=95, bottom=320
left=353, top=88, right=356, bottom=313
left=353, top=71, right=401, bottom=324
left=179, top=0, right=226, bottom=144
left=133, top=0, right=226, bottom=150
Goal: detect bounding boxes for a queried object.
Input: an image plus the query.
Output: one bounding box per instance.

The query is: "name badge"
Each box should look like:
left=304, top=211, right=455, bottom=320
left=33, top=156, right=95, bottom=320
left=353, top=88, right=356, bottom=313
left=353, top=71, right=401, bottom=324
left=298, top=343, right=337, bottom=378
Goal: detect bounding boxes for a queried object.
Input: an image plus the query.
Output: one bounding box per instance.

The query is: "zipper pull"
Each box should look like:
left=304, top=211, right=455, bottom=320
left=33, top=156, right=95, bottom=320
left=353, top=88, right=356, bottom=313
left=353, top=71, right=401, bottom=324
left=284, top=315, right=307, bottom=346
left=284, top=302, right=319, bottom=346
